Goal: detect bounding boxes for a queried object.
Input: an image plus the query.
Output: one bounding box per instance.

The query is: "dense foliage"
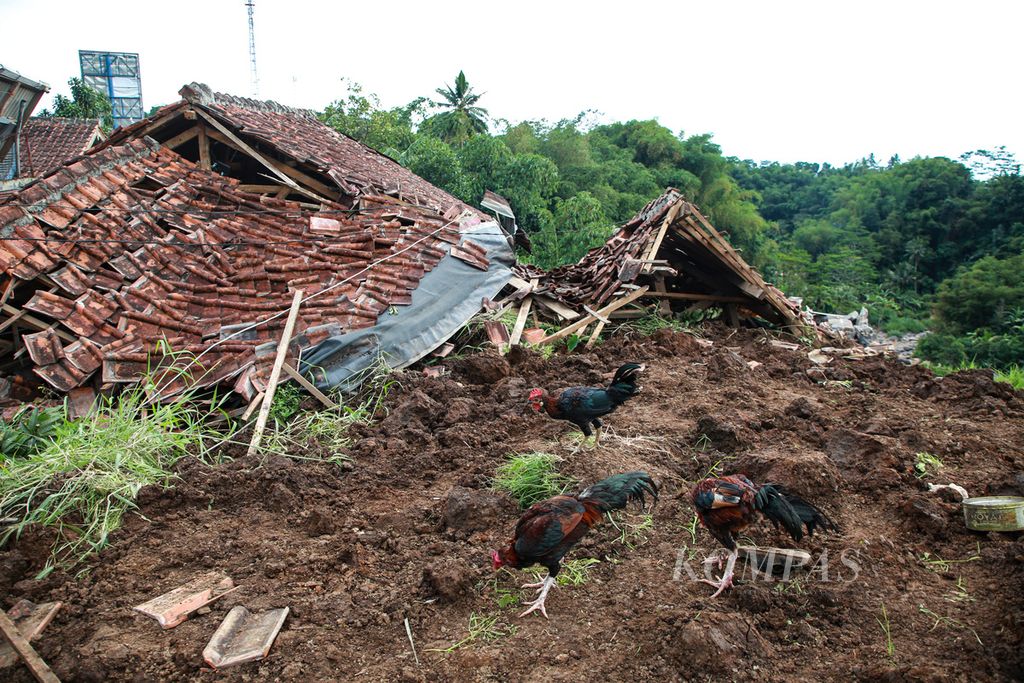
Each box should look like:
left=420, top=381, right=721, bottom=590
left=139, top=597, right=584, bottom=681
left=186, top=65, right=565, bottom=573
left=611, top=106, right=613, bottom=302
left=323, top=73, right=1023, bottom=368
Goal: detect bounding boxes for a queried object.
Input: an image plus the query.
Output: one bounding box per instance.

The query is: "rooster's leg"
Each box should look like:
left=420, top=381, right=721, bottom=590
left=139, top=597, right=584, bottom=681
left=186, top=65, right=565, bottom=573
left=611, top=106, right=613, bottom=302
left=701, top=548, right=738, bottom=598
left=519, top=575, right=556, bottom=618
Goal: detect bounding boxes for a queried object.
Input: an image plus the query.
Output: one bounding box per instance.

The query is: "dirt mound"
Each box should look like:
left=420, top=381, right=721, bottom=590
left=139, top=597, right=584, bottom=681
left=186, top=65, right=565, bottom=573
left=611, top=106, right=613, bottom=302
left=2, top=330, right=1023, bottom=681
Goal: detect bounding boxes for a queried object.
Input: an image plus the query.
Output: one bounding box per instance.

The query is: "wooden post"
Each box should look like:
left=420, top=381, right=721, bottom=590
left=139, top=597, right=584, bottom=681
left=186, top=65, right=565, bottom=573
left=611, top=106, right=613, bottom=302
left=197, top=126, right=211, bottom=170
left=584, top=320, right=606, bottom=349
left=0, top=610, right=61, bottom=683
left=246, top=290, right=304, bottom=457
left=509, top=296, right=533, bottom=346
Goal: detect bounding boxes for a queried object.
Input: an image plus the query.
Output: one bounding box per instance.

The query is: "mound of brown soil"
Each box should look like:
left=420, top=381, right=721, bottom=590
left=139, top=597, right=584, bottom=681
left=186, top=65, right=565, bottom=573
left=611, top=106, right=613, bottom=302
left=2, top=330, right=1023, bottom=681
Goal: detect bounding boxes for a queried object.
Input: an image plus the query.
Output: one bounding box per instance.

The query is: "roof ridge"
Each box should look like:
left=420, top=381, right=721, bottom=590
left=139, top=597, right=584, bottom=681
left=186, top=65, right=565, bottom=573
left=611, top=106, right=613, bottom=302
left=179, top=82, right=318, bottom=120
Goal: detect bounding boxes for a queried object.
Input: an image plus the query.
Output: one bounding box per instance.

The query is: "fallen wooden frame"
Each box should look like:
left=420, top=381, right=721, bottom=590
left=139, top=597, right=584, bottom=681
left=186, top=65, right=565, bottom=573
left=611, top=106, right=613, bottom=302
left=539, top=286, right=650, bottom=345
left=0, top=610, right=60, bottom=683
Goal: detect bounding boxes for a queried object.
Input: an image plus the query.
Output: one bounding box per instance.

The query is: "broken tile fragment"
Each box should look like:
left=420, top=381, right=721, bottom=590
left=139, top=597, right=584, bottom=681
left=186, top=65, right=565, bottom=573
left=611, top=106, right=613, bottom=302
left=133, top=571, right=234, bottom=629
left=203, top=606, right=289, bottom=669
left=520, top=328, right=546, bottom=345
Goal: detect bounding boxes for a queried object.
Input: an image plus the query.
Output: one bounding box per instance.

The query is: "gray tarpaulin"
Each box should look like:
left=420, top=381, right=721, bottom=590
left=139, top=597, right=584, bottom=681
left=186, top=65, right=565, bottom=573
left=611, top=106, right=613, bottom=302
left=299, top=221, right=515, bottom=392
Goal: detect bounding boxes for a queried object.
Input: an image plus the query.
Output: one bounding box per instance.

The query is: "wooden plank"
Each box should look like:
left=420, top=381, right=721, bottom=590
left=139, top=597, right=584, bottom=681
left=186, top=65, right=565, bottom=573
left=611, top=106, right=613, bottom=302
left=642, top=201, right=683, bottom=272
left=534, top=296, right=580, bottom=321
left=540, top=286, right=650, bottom=344
left=282, top=362, right=337, bottom=409
left=0, top=305, right=76, bottom=342
left=197, top=126, right=211, bottom=170
left=241, top=392, right=264, bottom=421
left=246, top=290, right=304, bottom=457
left=585, top=319, right=606, bottom=349
left=654, top=276, right=672, bottom=315
left=725, top=303, right=741, bottom=327
left=0, top=279, right=15, bottom=307
left=582, top=305, right=610, bottom=325
left=194, top=110, right=329, bottom=204
left=509, top=278, right=538, bottom=346
left=202, top=126, right=338, bottom=202
left=0, top=610, right=60, bottom=683
left=161, top=125, right=200, bottom=151
left=645, top=291, right=749, bottom=304
left=236, top=184, right=287, bottom=194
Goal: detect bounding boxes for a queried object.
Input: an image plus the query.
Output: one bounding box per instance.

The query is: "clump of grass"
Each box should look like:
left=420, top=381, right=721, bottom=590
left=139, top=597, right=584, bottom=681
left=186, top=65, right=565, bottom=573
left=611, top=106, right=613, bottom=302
left=913, top=452, right=943, bottom=479
left=268, top=383, right=303, bottom=426
left=0, top=404, right=66, bottom=461
left=430, top=613, right=516, bottom=653
left=0, top=386, right=224, bottom=576
left=994, top=365, right=1024, bottom=391
left=877, top=602, right=896, bottom=660
left=259, top=362, right=396, bottom=463
left=608, top=511, right=654, bottom=549
left=624, top=314, right=684, bottom=336
left=492, top=452, right=575, bottom=508
left=918, top=604, right=982, bottom=645
left=919, top=545, right=981, bottom=573
left=527, top=558, right=601, bottom=587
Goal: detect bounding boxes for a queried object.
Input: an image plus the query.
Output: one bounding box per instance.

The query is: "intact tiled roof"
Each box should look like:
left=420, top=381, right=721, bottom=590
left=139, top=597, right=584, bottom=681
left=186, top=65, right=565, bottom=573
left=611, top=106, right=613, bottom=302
left=19, top=117, right=104, bottom=177
left=0, top=139, right=484, bottom=400
left=102, top=83, right=480, bottom=218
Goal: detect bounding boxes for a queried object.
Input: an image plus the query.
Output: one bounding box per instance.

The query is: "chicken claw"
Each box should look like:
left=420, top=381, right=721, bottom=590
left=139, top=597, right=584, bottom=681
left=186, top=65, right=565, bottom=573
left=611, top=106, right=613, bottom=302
left=519, top=575, right=556, bottom=618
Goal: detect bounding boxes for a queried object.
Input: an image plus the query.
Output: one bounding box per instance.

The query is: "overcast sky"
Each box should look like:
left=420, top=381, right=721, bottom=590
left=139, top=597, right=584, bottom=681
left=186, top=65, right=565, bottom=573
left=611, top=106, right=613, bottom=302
left=2, top=0, right=1021, bottom=166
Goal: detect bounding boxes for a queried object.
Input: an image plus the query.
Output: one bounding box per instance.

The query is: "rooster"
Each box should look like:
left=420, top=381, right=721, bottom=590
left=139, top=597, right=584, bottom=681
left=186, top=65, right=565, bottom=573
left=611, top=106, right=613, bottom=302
left=527, top=362, right=645, bottom=447
left=691, top=474, right=836, bottom=597
left=492, top=471, right=658, bottom=618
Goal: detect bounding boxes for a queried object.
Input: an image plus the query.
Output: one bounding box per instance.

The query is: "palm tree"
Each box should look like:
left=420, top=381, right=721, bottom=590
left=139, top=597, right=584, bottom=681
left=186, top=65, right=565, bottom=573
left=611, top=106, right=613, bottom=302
left=424, top=71, right=489, bottom=145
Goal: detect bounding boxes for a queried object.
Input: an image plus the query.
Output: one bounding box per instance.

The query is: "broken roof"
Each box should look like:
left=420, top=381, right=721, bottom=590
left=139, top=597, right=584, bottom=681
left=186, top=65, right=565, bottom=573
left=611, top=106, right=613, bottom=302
left=16, top=117, right=105, bottom=177
left=0, top=66, right=49, bottom=160
left=521, top=189, right=802, bottom=328
left=100, top=83, right=481, bottom=218
left=0, top=137, right=502, bottom=403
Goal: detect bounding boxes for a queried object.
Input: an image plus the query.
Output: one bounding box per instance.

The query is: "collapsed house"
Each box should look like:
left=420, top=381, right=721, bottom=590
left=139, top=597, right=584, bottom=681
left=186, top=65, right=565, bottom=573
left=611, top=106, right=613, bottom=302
left=507, top=189, right=805, bottom=345
left=0, top=85, right=516, bottom=411
left=0, top=81, right=806, bottom=412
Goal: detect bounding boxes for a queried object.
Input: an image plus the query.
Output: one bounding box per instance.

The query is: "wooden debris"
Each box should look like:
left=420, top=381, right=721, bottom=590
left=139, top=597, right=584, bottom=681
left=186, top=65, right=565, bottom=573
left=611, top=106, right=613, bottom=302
left=534, top=296, right=581, bottom=321
left=540, top=287, right=650, bottom=345
left=281, top=363, right=337, bottom=409
left=247, top=290, right=304, bottom=457
left=0, top=601, right=62, bottom=669
left=203, top=606, right=289, bottom=669
left=0, top=609, right=60, bottom=683
left=133, top=572, right=234, bottom=629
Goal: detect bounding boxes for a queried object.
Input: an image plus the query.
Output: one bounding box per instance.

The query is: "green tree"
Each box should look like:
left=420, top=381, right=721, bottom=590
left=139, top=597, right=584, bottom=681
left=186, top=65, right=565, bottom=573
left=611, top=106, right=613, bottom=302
left=38, top=78, right=113, bottom=131
left=421, top=71, right=489, bottom=146
left=320, top=80, right=422, bottom=156
left=933, top=251, right=1024, bottom=334
left=399, top=136, right=469, bottom=201
left=529, top=192, right=613, bottom=269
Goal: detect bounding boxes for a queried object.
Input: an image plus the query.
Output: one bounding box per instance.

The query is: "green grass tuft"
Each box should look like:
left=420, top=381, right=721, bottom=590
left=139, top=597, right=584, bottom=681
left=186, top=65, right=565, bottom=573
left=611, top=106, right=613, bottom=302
left=994, top=365, right=1024, bottom=391
left=527, top=557, right=601, bottom=586
left=492, top=452, right=575, bottom=508
left=0, top=386, right=225, bottom=576
left=429, top=612, right=516, bottom=653
left=913, top=451, right=943, bottom=479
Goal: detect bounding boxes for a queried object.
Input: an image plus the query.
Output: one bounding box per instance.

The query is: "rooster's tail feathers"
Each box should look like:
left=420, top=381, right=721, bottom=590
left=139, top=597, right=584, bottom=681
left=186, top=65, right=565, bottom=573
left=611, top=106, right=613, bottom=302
left=755, top=484, right=836, bottom=541
left=606, top=362, right=645, bottom=403
left=579, top=471, right=658, bottom=512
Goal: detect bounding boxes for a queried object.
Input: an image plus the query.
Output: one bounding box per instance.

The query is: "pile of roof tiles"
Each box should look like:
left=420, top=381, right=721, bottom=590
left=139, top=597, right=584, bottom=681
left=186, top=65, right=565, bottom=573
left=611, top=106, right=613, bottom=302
left=512, top=189, right=802, bottom=327
left=0, top=138, right=488, bottom=404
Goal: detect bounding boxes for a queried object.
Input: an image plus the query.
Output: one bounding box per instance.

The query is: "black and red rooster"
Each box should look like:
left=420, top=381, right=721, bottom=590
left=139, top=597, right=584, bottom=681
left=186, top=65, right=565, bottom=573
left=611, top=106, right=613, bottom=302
left=492, top=471, right=658, bottom=618
left=527, top=362, right=645, bottom=447
left=691, top=474, right=836, bottom=597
